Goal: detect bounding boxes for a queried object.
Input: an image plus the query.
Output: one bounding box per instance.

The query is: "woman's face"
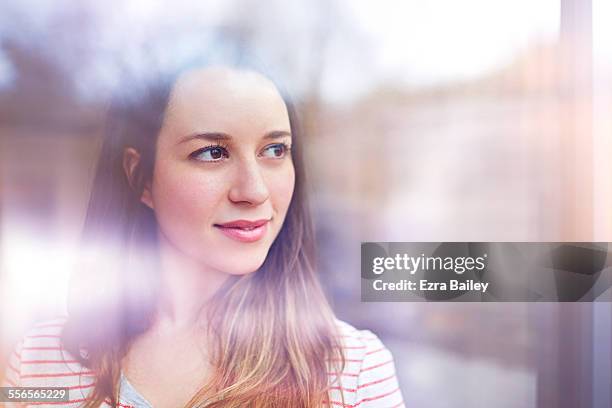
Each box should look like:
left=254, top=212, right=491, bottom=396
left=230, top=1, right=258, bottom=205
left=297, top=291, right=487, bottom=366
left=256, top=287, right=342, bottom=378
left=142, top=67, right=295, bottom=275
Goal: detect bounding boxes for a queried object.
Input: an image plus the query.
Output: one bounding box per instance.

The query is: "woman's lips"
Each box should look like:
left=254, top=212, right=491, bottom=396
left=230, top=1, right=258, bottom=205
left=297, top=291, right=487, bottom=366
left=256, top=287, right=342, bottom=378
left=214, top=219, right=269, bottom=243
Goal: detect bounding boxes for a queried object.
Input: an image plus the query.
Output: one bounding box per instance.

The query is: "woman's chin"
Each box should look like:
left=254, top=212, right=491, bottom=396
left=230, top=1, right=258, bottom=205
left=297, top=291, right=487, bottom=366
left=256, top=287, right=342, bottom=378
left=214, top=253, right=269, bottom=276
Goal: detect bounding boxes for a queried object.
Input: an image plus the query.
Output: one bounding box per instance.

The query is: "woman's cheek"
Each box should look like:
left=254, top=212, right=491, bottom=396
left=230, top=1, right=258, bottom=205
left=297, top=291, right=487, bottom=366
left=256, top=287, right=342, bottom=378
left=152, top=164, right=224, bottom=244
left=271, top=164, right=295, bottom=217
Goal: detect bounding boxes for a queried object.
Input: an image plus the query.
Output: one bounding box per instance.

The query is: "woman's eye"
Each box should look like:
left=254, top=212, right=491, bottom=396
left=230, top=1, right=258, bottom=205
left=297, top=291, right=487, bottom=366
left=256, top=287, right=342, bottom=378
left=190, top=146, right=229, bottom=162
left=261, top=143, right=289, bottom=159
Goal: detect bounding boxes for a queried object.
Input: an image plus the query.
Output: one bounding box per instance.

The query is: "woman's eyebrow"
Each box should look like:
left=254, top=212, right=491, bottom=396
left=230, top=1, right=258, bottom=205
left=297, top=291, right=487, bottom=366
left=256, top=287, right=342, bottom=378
left=263, top=130, right=292, bottom=140
left=178, top=132, right=231, bottom=144
left=178, top=130, right=291, bottom=144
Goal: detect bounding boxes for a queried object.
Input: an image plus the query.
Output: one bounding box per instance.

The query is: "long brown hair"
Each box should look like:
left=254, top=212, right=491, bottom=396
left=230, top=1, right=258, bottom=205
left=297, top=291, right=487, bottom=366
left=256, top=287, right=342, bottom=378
left=61, top=53, right=346, bottom=407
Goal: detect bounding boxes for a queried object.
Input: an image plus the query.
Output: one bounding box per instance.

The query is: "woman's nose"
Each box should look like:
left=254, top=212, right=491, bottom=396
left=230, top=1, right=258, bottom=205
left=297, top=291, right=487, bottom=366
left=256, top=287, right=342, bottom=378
left=228, top=158, right=270, bottom=205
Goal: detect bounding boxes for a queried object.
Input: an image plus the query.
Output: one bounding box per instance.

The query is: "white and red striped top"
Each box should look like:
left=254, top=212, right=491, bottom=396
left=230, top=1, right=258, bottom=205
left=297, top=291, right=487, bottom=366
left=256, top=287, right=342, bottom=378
left=2, top=316, right=405, bottom=407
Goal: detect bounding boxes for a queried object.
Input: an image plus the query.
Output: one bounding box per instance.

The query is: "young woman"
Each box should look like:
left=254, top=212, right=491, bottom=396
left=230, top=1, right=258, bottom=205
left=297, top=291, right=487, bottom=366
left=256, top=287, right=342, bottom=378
left=2, top=55, right=404, bottom=407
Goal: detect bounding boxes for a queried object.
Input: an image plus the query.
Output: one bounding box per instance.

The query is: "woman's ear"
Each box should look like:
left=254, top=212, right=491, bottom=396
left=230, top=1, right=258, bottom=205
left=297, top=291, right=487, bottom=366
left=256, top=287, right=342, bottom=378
left=123, top=147, right=154, bottom=209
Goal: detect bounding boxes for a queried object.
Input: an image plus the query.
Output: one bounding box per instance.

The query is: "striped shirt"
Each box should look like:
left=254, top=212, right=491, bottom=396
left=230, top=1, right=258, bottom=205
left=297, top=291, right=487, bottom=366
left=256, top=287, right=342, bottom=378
left=2, top=316, right=405, bottom=407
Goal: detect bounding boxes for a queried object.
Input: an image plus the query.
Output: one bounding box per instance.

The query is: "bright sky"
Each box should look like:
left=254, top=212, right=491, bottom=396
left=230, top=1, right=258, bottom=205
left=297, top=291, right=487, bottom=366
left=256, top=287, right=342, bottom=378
left=321, top=0, right=560, bottom=102
left=347, top=0, right=559, bottom=84
left=594, top=0, right=612, bottom=69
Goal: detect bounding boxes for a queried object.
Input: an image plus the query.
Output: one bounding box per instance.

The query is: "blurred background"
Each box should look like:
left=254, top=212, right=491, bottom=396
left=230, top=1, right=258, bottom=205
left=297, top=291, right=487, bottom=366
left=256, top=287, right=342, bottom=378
left=1, top=0, right=611, bottom=407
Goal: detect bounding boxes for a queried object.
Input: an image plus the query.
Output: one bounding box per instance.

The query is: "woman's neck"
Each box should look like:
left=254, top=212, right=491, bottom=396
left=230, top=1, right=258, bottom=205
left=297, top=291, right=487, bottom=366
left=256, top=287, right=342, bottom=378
left=154, top=234, right=231, bottom=331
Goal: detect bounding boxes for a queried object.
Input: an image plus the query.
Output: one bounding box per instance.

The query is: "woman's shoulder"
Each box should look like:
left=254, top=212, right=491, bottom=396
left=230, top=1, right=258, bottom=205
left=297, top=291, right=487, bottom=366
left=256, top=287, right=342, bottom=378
left=334, top=318, right=386, bottom=345
left=330, top=318, right=405, bottom=407
left=3, top=316, right=143, bottom=407
left=2, top=315, right=96, bottom=400
left=333, top=318, right=396, bottom=364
